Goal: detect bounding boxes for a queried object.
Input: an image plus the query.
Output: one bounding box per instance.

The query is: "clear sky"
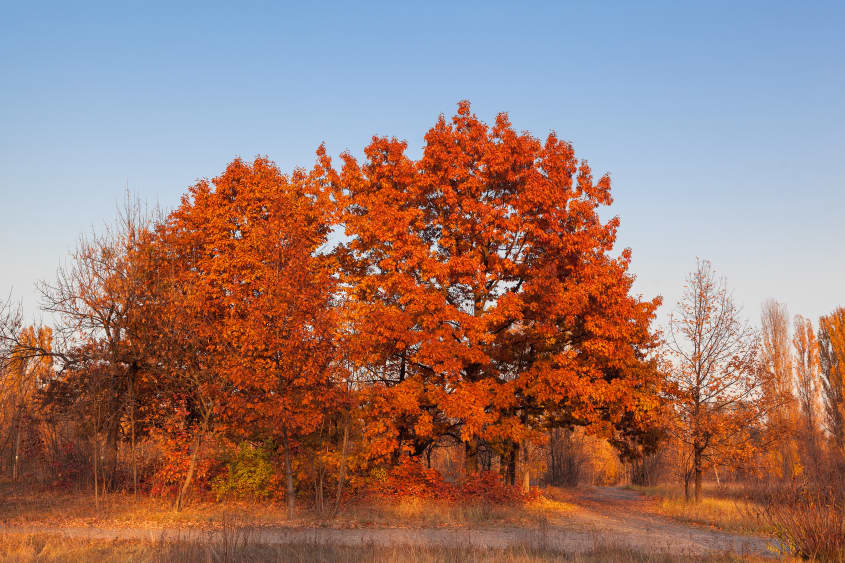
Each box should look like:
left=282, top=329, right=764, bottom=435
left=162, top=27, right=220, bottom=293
left=2, top=1, right=843, bottom=330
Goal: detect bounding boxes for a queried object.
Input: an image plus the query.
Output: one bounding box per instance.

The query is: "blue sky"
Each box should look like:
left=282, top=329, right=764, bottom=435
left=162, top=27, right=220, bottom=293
left=1, top=1, right=843, bottom=329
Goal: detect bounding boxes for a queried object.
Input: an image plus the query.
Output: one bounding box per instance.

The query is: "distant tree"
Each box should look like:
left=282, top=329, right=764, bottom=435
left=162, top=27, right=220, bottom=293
left=37, top=194, right=156, bottom=496
left=667, top=260, right=770, bottom=502
left=819, top=307, right=845, bottom=452
left=0, top=326, right=52, bottom=481
left=792, top=314, right=821, bottom=468
left=760, top=299, right=798, bottom=478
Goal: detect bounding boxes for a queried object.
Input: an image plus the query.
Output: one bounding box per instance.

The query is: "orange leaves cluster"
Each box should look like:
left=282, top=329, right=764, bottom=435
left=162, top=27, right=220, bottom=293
left=366, top=459, right=453, bottom=500
left=366, top=459, right=529, bottom=505
left=335, top=101, right=662, bottom=462
left=120, top=101, right=663, bottom=501
left=158, top=156, right=339, bottom=435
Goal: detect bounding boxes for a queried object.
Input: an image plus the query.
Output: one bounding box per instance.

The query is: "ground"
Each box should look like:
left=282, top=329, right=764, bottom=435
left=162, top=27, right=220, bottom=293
left=0, top=485, right=780, bottom=561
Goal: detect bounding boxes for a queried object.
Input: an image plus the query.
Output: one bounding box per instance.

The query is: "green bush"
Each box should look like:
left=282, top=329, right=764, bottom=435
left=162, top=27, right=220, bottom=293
left=212, top=441, right=277, bottom=501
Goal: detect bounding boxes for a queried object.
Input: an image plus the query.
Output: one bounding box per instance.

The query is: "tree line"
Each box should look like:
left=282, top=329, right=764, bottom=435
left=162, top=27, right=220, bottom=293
left=0, top=102, right=842, bottom=512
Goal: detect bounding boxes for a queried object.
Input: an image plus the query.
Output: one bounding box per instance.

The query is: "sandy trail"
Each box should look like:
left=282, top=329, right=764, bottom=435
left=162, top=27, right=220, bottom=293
left=0, top=487, right=777, bottom=558
left=549, top=487, right=775, bottom=557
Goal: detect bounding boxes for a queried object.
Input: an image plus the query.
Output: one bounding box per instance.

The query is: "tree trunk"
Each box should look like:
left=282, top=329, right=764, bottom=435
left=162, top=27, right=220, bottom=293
left=12, top=416, right=21, bottom=482
left=507, top=442, right=517, bottom=486
left=315, top=468, right=324, bottom=514
left=175, top=433, right=201, bottom=512
left=283, top=427, right=296, bottom=520
left=521, top=441, right=530, bottom=494
left=175, top=410, right=210, bottom=512
left=693, top=448, right=702, bottom=503
left=464, top=439, right=478, bottom=477
left=332, top=410, right=350, bottom=517
left=129, top=371, right=137, bottom=497
left=93, top=437, right=99, bottom=508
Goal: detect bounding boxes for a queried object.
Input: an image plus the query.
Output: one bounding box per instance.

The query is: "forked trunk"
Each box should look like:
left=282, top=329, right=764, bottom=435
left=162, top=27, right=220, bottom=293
left=175, top=432, right=201, bottom=512
left=175, top=410, right=210, bottom=512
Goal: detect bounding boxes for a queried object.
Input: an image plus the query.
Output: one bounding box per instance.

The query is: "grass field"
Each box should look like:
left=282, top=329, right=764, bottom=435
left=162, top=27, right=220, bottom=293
left=0, top=483, right=782, bottom=561
left=0, top=483, right=575, bottom=529
left=0, top=531, right=772, bottom=562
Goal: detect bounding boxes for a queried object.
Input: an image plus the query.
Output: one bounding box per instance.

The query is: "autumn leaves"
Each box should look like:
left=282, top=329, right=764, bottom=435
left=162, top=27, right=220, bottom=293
left=0, top=102, right=664, bottom=510
left=335, top=104, right=662, bottom=477
left=141, top=102, right=663, bottom=506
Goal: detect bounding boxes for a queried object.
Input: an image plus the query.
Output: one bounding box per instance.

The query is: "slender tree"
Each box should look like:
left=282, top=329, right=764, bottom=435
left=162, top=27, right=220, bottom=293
left=0, top=326, right=52, bottom=481
left=819, top=307, right=845, bottom=452
left=37, top=194, right=156, bottom=493
left=793, top=314, right=821, bottom=469
left=760, top=299, right=798, bottom=478
left=667, top=260, right=769, bottom=502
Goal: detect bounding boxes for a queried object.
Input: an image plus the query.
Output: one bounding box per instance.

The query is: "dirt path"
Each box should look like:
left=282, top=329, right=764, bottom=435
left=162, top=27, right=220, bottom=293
left=549, top=487, right=776, bottom=557
left=0, top=488, right=778, bottom=558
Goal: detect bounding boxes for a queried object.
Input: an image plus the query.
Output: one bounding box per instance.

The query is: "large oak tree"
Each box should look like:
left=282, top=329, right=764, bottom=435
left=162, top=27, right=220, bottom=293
left=333, top=102, right=662, bottom=481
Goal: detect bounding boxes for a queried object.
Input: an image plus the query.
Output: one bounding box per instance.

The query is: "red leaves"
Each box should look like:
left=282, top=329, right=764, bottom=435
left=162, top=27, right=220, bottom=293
left=366, top=459, right=529, bottom=505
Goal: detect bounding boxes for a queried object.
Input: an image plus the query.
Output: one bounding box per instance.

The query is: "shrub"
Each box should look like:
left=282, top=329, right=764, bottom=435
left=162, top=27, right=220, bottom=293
left=365, top=460, right=532, bottom=506
left=212, top=441, right=279, bottom=501
left=148, top=430, right=220, bottom=499
left=366, top=458, right=454, bottom=500
left=460, top=471, right=526, bottom=504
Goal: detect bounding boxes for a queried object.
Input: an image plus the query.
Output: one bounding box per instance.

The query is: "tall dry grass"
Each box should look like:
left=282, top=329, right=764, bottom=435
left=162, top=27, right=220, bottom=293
left=0, top=527, right=763, bottom=562
left=628, top=483, right=767, bottom=535
left=0, top=480, right=576, bottom=529
left=748, top=481, right=845, bottom=560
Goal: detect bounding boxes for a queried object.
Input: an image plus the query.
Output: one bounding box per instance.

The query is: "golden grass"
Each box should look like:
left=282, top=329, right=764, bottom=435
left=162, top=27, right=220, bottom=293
left=627, top=483, right=768, bottom=535
left=0, top=484, right=575, bottom=530
left=0, top=530, right=769, bottom=562
left=334, top=495, right=576, bottom=528
left=0, top=489, right=289, bottom=529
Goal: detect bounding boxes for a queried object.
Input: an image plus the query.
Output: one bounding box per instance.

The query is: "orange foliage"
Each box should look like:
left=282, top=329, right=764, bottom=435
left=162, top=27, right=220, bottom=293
left=148, top=400, right=221, bottom=499
left=367, top=459, right=454, bottom=500
left=333, top=101, right=662, bottom=472
left=3, top=101, right=673, bottom=509
left=820, top=308, right=845, bottom=449
left=366, top=459, right=529, bottom=505
left=158, top=156, right=340, bottom=513
left=460, top=471, right=533, bottom=504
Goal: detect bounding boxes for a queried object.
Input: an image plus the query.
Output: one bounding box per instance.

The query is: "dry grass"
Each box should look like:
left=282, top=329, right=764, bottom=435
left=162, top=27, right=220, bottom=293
left=749, top=485, right=845, bottom=560
left=0, top=530, right=767, bottom=562
left=627, top=483, right=768, bottom=535
left=0, top=489, right=289, bottom=529
left=0, top=483, right=574, bottom=530
left=335, top=496, right=576, bottom=528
